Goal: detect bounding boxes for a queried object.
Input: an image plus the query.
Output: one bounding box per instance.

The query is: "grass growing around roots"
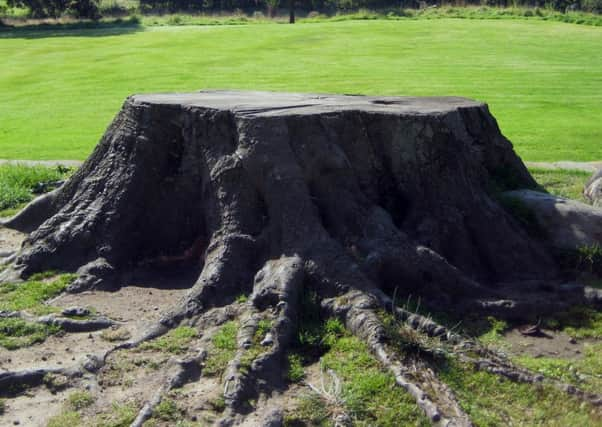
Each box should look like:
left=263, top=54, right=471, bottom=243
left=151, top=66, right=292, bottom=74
left=66, top=390, right=95, bottom=411
left=1, top=19, right=602, bottom=161
left=286, top=321, right=429, bottom=426
left=285, top=290, right=429, bottom=426
left=0, top=164, right=73, bottom=216
left=0, top=317, right=61, bottom=349
left=438, top=358, right=601, bottom=426
left=0, top=273, right=76, bottom=314
left=0, top=273, right=76, bottom=349
left=514, top=343, right=602, bottom=395
left=203, top=320, right=238, bottom=376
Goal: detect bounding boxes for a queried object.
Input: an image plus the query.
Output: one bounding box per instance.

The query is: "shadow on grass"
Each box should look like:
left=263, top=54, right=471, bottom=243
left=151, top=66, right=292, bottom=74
left=0, top=17, right=142, bottom=39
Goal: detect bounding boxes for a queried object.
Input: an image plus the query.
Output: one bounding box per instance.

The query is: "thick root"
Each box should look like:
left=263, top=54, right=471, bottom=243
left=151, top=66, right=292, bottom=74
left=219, top=256, right=304, bottom=425
left=326, top=290, right=473, bottom=426
left=131, top=355, right=204, bottom=427
left=0, top=310, right=117, bottom=333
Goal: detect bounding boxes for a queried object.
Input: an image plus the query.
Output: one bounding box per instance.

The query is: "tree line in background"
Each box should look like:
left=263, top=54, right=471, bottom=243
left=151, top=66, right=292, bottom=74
left=3, top=0, right=601, bottom=22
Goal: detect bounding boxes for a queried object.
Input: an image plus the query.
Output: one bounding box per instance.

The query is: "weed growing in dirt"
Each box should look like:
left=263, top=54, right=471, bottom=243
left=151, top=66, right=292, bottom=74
left=235, top=294, right=248, bottom=303
left=139, top=326, right=197, bottom=354
left=150, top=398, right=183, bottom=422
left=285, top=393, right=331, bottom=426
left=67, top=390, right=95, bottom=411
left=47, top=411, right=82, bottom=427
left=286, top=353, right=305, bottom=383
left=93, top=401, right=137, bottom=427
left=204, top=321, right=237, bottom=376
left=100, top=327, right=131, bottom=342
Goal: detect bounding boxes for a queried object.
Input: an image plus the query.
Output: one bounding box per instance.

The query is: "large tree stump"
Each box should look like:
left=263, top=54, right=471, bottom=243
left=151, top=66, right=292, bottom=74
left=2, top=91, right=599, bottom=425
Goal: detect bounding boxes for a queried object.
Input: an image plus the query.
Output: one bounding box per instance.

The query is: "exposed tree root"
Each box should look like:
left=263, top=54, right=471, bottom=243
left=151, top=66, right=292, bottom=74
left=218, top=257, right=303, bottom=425
left=0, top=310, right=117, bottom=332
left=131, top=354, right=204, bottom=427
left=457, top=352, right=602, bottom=407
left=324, top=289, right=473, bottom=426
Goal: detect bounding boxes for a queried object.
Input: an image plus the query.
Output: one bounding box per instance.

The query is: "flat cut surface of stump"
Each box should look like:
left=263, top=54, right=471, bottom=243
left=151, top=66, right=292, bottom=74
left=133, top=90, right=483, bottom=115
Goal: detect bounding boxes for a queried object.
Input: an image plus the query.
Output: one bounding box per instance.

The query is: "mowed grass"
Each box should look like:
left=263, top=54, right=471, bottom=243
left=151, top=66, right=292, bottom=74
left=1, top=19, right=601, bottom=161
left=0, top=164, right=72, bottom=216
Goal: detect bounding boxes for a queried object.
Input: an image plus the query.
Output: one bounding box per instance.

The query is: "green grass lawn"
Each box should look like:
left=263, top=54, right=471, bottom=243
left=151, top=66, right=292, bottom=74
left=1, top=18, right=601, bottom=161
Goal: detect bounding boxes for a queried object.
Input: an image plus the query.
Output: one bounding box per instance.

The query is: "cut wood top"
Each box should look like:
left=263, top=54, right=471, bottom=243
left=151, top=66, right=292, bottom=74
left=130, top=90, right=484, bottom=117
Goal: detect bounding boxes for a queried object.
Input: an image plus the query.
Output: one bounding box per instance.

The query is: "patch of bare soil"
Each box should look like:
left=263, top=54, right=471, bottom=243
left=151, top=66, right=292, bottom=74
left=0, top=227, right=25, bottom=257
left=1, top=386, right=72, bottom=426
left=0, top=280, right=190, bottom=426
left=503, top=328, right=589, bottom=359
left=0, top=285, right=189, bottom=374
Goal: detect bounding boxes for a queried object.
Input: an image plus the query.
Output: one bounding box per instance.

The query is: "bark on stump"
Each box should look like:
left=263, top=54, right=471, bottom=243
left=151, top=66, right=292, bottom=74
left=2, top=91, right=600, bottom=425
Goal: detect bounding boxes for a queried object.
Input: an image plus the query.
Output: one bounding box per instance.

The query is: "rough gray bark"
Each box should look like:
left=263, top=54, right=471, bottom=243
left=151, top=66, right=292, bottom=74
left=2, top=91, right=598, bottom=424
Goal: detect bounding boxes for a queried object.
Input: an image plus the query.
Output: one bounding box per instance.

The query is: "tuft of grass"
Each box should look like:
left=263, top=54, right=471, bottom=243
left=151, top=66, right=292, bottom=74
left=100, top=327, right=131, bottom=342
left=67, top=390, right=95, bottom=411
left=235, top=293, right=248, bottom=303
left=139, top=326, right=197, bottom=354
left=98, top=350, right=138, bottom=387
left=92, top=401, right=137, bottom=427
left=286, top=353, right=305, bottom=383
left=529, top=168, right=591, bottom=203
left=255, top=318, right=272, bottom=339
left=296, top=291, right=346, bottom=355
left=47, top=411, right=82, bottom=427
left=204, top=321, right=237, bottom=376
left=152, top=398, right=182, bottom=422
left=0, top=164, right=72, bottom=214
left=208, top=396, right=226, bottom=413
left=0, top=317, right=61, bottom=349
left=0, top=398, right=5, bottom=415
left=0, top=273, right=77, bottom=314
left=438, top=357, right=602, bottom=426
left=477, top=316, right=509, bottom=346
left=285, top=393, right=331, bottom=427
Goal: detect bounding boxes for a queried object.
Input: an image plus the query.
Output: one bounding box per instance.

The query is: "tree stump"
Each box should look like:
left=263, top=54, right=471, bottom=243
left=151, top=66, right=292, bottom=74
left=2, top=91, right=600, bottom=425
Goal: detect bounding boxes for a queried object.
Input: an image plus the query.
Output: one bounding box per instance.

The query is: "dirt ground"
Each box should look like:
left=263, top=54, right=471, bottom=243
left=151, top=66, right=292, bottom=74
left=503, top=328, right=589, bottom=359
